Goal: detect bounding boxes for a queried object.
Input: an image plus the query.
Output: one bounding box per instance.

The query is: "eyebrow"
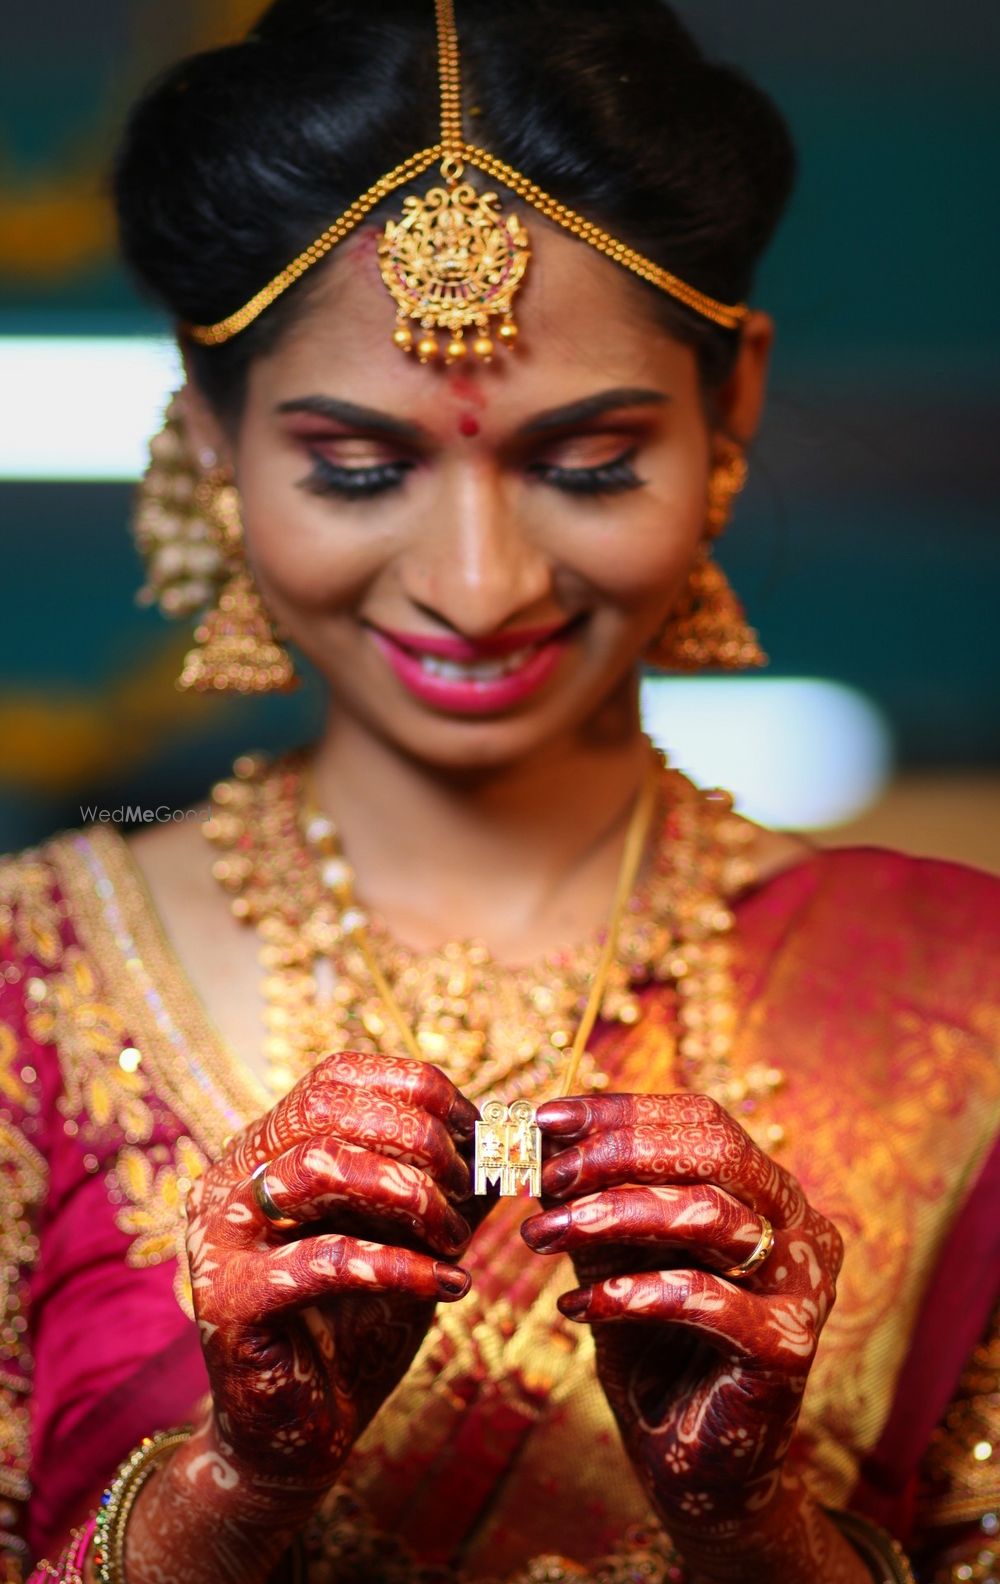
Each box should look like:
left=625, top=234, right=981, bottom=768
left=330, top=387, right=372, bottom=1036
left=274, top=385, right=667, bottom=440
left=275, top=395, right=424, bottom=441
left=518, top=387, right=668, bottom=435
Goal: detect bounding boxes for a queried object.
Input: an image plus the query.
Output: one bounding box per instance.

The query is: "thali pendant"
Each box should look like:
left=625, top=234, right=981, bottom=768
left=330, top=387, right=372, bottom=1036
left=474, top=1099, right=542, bottom=1197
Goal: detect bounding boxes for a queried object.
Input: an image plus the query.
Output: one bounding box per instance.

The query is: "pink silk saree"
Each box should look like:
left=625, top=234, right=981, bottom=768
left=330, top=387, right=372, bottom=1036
left=0, top=831, right=997, bottom=1577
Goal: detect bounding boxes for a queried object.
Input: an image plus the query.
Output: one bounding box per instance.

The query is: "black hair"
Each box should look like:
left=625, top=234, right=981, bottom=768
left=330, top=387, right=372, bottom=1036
left=114, top=0, right=795, bottom=416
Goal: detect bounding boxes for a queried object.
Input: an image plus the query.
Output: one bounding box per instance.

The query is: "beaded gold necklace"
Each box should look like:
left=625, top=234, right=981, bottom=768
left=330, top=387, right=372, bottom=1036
left=204, top=748, right=785, bottom=1144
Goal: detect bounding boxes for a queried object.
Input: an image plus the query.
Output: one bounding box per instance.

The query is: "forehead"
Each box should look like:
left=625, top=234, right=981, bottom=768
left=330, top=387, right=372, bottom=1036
left=247, top=218, right=699, bottom=416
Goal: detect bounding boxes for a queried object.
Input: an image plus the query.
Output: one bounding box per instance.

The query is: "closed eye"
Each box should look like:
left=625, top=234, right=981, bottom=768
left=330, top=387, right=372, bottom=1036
left=299, top=444, right=646, bottom=501
left=302, top=454, right=416, bottom=498
left=529, top=446, right=645, bottom=496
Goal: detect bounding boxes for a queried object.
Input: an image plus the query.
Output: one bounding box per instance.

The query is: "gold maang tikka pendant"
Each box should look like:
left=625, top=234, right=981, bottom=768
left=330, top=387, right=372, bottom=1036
left=378, top=157, right=530, bottom=366
left=475, top=1099, right=542, bottom=1197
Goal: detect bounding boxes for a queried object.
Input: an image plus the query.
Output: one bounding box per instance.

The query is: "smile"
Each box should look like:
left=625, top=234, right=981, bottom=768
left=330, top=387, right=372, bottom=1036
left=367, top=621, right=579, bottom=716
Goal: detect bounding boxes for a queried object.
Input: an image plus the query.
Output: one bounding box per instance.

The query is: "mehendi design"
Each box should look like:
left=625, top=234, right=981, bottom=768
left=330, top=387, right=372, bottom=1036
left=526, top=1093, right=856, bottom=1580
left=122, top=1052, right=482, bottom=1581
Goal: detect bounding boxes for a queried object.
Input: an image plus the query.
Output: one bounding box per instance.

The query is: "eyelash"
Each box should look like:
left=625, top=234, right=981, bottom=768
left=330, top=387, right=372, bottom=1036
left=304, top=447, right=644, bottom=501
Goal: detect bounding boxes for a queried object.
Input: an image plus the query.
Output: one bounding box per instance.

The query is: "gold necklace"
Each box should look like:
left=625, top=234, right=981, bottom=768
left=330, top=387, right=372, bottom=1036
left=204, top=746, right=786, bottom=1150
left=311, top=752, right=661, bottom=1194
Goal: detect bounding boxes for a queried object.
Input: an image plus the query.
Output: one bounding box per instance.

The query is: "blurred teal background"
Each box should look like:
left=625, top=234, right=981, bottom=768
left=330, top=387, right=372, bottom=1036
left=1, top=0, right=998, bottom=856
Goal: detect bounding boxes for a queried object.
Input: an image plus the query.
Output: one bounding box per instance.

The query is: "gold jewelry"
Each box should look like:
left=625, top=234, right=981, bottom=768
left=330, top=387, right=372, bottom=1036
left=204, top=748, right=788, bottom=1154
left=720, top=1214, right=775, bottom=1281
left=827, top=1511, right=918, bottom=1584
left=133, top=395, right=299, bottom=694
left=176, top=473, right=299, bottom=695
left=132, top=393, right=229, bottom=620
left=646, top=450, right=766, bottom=672
left=337, top=749, right=660, bottom=1194
left=249, top=1160, right=299, bottom=1230
left=93, top=1429, right=191, bottom=1584
left=187, top=0, right=748, bottom=355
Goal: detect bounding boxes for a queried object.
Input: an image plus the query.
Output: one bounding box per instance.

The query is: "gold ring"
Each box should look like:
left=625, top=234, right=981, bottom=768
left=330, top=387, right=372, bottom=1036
left=249, top=1161, right=299, bottom=1231
left=721, top=1215, right=775, bottom=1280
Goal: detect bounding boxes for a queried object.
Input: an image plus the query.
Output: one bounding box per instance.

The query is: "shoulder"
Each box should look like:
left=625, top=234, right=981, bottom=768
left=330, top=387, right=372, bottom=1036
left=741, top=839, right=1000, bottom=1045
left=776, top=841, right=1000, bottom=936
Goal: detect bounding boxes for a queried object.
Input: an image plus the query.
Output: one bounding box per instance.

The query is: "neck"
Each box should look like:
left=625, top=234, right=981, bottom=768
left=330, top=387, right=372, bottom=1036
left=308, top=690, right=652, bottom=959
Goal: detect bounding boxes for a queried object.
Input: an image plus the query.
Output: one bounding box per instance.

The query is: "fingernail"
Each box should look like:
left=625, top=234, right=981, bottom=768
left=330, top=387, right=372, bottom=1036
left=557, top=1289, right=591, bottom=1320
left=536, top=1100, right=590, bottom=1137
left=449, top=1095, right=480, bottom=1138
left=521, top=1208, right=570, bottom=1252
left=542, top=1148, right=582, bottom=1199
left=444, top=1208, right=472, bottom=1251
left=435, top=1264, right=471, bottom=1298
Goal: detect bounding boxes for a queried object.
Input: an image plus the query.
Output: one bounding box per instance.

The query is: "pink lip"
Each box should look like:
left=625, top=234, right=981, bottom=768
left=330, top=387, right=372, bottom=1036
left=372, top=623, right=569, bottom=660
left=369, top=624, right=574, bottom=716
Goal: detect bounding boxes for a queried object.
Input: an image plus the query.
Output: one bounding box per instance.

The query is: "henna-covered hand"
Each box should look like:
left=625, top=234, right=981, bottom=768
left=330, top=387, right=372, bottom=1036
left=522, top=1094, right=861, bottom=1583
left=126, top=1052, right=481, bottom=1584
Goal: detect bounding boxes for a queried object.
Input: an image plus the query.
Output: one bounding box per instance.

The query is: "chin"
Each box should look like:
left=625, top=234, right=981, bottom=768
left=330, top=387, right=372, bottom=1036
left=350, top=674, right=638, bottom=776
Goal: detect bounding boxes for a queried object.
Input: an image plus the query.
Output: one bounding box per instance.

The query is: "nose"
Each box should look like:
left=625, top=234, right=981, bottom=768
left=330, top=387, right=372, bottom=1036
left=402, top=463, right=552, bottom=637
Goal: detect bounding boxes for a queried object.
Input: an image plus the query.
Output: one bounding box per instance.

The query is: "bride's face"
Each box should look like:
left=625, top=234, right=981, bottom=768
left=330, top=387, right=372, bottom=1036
left=188, top=223, right=772, bottom=769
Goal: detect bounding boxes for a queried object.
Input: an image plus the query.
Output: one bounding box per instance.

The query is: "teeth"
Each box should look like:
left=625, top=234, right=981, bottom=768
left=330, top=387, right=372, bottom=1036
left=418, top=646, right=535, bottom=682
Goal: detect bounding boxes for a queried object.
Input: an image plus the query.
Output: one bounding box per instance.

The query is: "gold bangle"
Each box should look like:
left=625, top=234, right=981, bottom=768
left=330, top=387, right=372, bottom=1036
left=828, top=1510, right=918, bottom=1584
left=93, top=1429, right=192, bottom=1583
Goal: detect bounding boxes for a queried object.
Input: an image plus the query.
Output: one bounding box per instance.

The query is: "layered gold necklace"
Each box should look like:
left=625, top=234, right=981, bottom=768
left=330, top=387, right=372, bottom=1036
left=204, top=747, right=785, bottom=1148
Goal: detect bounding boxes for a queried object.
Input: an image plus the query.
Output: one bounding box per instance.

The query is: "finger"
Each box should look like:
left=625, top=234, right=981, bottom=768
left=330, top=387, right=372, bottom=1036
left=230, top=1078, right=473, bottom=1200
left=236, top=1235, right=471, bottom=1319
left=252, top=1138, right=472, bottom=1255
left=522, top=1184, right=770, bottom=1271
left=538, top=1105, right=806, bottom=1227
left=225, top=1052, right=478, bottom=1173
left=556, top=1268, right=822, bottom=1369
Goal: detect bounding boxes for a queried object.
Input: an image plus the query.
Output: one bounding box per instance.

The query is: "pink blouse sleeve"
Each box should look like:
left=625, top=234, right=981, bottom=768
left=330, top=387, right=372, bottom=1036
left=0, top=852, right=54, bottom=1568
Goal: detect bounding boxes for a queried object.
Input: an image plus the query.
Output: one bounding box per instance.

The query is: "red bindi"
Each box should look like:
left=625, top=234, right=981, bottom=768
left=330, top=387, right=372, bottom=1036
left=458, top=414, right=481, bottom=438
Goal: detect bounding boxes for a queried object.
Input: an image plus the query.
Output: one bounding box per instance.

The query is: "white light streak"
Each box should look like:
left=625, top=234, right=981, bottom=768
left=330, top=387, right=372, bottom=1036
left=641, top=676, right=893, bottom=830
left=0, top=337, right=181, bottom=481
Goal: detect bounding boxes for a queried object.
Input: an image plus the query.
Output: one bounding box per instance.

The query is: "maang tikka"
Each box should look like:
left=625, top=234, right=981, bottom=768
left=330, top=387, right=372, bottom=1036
left=187, top=0, right=748, bottom=358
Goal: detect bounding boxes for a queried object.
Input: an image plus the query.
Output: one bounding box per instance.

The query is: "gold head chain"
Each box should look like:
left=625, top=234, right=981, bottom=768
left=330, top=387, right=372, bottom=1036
left=187, top=0, right=748, bottom=363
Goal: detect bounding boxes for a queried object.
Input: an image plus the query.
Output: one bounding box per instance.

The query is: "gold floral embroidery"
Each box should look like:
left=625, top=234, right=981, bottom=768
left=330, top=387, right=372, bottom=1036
left=24, top=944, right=153, bottom=1145
left=0, top=854, right=64, bottom=970
left=0, top=1118, right=46, bottom=1502
left=1, top=842, right=199, bottom=1315
left=110, top=1136, right=207, bottom=1316
left=920, top=1307, right=1000, bottom=1530
left=0, top=1021, right=27, bottom=1108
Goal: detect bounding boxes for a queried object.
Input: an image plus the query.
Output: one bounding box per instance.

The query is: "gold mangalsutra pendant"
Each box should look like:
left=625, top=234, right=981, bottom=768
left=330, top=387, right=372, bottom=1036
left=474, top=1099, right=542, bottom=1197
left=379, top=163, right=530, bottom=365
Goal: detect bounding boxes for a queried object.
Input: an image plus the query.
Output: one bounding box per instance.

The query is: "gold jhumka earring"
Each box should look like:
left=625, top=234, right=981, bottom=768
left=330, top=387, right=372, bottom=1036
left=132, top=395, right=299, bottom=694
left=646, top=449, right=767, bottom=672
left=176, top=476, right=298, bottom=695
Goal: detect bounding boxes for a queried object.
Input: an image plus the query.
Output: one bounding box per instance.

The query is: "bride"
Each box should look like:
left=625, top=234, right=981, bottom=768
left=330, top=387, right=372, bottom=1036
left=3, top=3, right=996, bottom=1582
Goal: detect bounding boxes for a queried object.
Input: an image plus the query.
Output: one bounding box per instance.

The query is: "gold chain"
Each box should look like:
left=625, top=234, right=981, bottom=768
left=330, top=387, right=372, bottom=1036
left=189, top=146, right=444, bottom=346
left=204, top=749, right=787, bottom=1147
left=436, top=0, right=465, bottom=166
left=462, top=147, right=746, bottom=330
left=558, top=753, right=660, bottom=1098
left=187, top=3, right=747, bottom=347
left=326, top=750, right=661, bottom=1105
